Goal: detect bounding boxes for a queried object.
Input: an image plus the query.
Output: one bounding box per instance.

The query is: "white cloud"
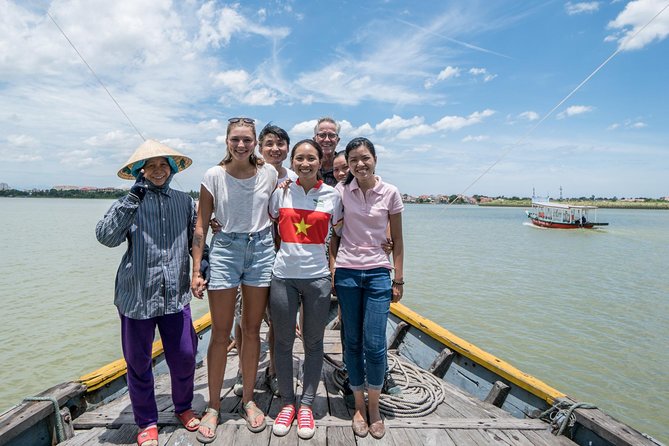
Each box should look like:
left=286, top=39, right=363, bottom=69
left=518, top=111, right=540, bottom=121
left=7, top=134, right=38, bottom=147
left=425, top=66, right=461, bottom=89
left=213, top=69, right=280, bottom=106
left=290, top=120, right=318, bottom=138
left=607, top=0, right=669, bottom=50
left=195, top=4, right=289, bottom=49
left=608, top=119, right=648, bottom=129
left=376, top=115, right=424, bottom=132
left=438, top=66, right=461, bottom=81
left=557, top=105, right=594, bottom=119
left=397, top=124, right=436, bottom=139
left=565, top=2, right=600, bottom=15
left=355, top=123, right=375, bottom=136
left=462, top=135, right=489, bottom=142
left=469, top=67, right=497, bottom=82
left=434, top=109, right=495, bottom=131
left=197, top=119, right=223, bottom=131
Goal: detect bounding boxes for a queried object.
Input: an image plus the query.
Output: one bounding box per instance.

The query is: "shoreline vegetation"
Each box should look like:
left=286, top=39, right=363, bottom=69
left=1, top=189, right=668, bottom=209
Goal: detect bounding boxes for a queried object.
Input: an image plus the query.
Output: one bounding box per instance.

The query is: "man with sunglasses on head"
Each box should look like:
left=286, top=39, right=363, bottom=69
left=313, top=117, right=341, bottom=187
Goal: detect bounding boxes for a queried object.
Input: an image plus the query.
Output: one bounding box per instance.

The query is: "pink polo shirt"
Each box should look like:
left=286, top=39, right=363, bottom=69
left=334, top=176, right=403, bottom=270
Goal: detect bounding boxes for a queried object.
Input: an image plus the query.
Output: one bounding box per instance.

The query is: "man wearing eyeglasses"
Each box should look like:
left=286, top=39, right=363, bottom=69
left=313, top=117, right=341, bottom=187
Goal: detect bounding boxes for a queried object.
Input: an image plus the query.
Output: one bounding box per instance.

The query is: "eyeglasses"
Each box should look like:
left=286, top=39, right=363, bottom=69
left=228, top=117, right=255, bottom=125
left=316, top=132, right=338, bottom=140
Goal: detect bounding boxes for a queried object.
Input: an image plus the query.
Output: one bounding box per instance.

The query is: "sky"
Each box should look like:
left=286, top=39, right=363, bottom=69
left=1, top=0, right=668, bottom=198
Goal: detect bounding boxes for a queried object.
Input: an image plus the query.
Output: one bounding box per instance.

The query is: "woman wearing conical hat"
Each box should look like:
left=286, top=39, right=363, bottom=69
left=96, top=139, right=201, bottom=446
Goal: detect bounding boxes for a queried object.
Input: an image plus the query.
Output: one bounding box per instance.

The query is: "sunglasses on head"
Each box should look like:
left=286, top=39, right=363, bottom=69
left=228, top=117, right=255, bottom=125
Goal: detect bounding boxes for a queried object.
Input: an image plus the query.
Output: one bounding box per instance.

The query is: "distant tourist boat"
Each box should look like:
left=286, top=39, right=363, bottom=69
left=526, top=198, right=609, bottom=229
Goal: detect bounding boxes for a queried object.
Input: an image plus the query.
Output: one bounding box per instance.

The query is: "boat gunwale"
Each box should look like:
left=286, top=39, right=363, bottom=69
left=389, top=302, right=566, bottom=405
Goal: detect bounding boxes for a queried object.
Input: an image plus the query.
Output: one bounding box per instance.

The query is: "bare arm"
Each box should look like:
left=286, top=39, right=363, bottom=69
left=191, top=185, right=214, bottom=298
left=389, top=212, right=404, bottom=302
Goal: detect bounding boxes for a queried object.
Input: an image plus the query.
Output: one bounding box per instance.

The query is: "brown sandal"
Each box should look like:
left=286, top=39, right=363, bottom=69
left=352, top=418, right=368, bottom=437
left=369, top=419, right=385, bottom=439
left=176, top=408, right=200, bottom=432
left=137, top=425, right=158, bottom=446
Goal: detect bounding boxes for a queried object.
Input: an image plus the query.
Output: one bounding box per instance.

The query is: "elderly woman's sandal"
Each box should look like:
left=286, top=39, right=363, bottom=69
left=137, top=425, right=158, bottom=446
left=196, top=408, right=219, bottom=444
left=176, top=408, right=200, bottom=432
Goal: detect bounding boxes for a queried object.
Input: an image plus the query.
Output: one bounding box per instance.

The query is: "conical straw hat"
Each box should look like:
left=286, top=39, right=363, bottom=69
left=117, top=139, right=192, bottom=180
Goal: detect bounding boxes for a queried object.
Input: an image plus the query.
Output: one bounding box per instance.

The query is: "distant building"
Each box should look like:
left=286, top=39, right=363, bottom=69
left=53, top=185, right=81, bottom=191
left=0, top=183, right=9, bottom=191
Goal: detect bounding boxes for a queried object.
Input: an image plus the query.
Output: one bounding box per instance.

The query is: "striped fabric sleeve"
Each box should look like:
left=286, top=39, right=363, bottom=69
left=95, top=195, right=140, bottom=247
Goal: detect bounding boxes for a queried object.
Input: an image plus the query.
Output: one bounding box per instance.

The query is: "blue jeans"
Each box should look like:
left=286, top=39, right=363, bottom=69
left=208, top=226, right=275, bottom=289
left=334, top=267, right=391, bottom=391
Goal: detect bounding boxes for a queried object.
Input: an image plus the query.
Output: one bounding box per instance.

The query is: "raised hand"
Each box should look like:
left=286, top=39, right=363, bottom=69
left=129, top=171, right=148, bottom=202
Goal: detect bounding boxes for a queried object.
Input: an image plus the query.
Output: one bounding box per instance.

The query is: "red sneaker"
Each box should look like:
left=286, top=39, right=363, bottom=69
left=272, top=404, right=295, bottom=436
left=297, top=406, right=315, bottom=439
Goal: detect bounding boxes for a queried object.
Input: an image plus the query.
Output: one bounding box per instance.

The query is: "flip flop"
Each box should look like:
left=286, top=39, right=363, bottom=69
left=195, top=407, right=219, bottom=444
left=176, top=408, right=200, bottom=432
left=137, top=425, right=158, bottom=446
left=239, top=400, right=266, bottom=433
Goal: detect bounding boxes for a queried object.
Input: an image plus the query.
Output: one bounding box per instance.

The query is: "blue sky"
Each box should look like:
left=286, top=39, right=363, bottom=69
left=1, top=0, right=667, bottom=198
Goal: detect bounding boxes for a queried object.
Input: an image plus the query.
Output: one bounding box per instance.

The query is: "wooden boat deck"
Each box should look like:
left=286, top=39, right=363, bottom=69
left=61, top=330, right=575, bottom=446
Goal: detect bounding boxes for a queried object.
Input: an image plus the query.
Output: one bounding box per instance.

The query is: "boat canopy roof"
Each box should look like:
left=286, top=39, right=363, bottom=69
left=532, top=201, right=598, bottom=210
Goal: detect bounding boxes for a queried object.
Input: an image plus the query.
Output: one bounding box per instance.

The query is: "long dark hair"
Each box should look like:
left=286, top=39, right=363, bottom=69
left=344, top=137, right=376, bottom=185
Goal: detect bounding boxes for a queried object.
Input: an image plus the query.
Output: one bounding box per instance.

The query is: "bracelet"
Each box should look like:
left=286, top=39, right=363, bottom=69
left=392, top=279, right=405, bottom=286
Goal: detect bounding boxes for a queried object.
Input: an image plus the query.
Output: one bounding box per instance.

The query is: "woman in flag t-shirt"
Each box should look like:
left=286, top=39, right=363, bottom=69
left=268, top=139, right=343, bottom=440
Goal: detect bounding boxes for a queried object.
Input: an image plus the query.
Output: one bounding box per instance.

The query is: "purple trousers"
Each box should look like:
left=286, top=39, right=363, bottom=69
left=119, top=305, right=198, bottom=428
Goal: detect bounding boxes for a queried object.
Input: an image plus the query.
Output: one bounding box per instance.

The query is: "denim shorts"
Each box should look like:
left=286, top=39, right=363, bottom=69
left=208, top=226, right=275, bottom=290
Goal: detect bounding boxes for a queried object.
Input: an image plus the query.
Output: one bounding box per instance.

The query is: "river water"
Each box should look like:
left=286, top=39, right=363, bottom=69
left=0, top=198, right=666, bottom=441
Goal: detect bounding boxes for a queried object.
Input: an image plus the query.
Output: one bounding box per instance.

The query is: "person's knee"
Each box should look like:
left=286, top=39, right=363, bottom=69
left=241, top=323, right=262, bottom=340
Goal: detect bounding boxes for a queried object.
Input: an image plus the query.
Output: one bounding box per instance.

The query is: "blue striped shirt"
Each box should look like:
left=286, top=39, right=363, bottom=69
left=96, top=184, right=196, bottom=319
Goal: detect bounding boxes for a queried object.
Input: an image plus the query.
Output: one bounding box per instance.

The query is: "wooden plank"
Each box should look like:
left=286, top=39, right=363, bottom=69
left=481, top=429, right=535, bottom=446
left=572, top=406, right=658, bottom=446
left=0, top=381, right=86, bottom=445
left=87, top=423, right=136, bottom=446
left=60, top=427, right=106, bottom=446
left=394, top=427, right=434, bottom=446
left=321, top=365, right=355, bottom=446
left=233, top=419, right=271, bottom=446
left=414, top=428, right=456, bottom=446
left=299, top=426, right=326, bottom=446
left=522, top=430, right=576, bottom=446
left=210, top=423, right=238, bottom=446
left=445, top=428, right=489, bottom=445
left=72, top=414, right=551, bottom=431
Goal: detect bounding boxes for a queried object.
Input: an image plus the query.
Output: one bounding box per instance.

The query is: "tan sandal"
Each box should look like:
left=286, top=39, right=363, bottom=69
left=196, top=407, right=219, bottom=444
left=239, top=400, right=266, bottom=433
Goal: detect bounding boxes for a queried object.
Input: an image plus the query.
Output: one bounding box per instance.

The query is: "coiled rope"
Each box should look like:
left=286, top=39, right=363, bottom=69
left=329, top=350, right=448, bottom=417
left=538, top=399, right=597, bottom=437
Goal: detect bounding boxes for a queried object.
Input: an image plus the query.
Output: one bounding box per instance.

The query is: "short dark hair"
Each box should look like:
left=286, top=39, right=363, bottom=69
left=259, top=123, right=290, bottom=148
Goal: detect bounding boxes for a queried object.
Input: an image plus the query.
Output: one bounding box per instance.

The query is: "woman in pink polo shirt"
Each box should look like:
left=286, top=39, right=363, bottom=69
left=331, top=137, right=404, bottom=439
